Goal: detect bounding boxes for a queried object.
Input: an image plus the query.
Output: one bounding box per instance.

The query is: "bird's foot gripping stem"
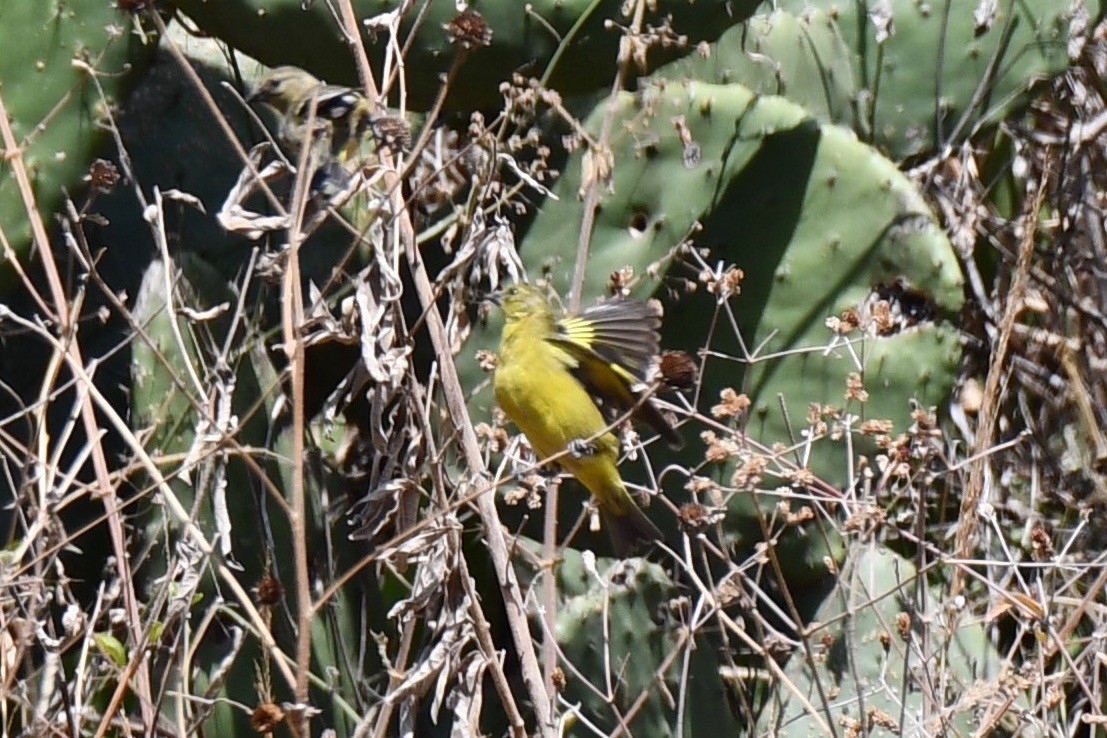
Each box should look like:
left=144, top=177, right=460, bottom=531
left=567, top=438, right=598, bottom=458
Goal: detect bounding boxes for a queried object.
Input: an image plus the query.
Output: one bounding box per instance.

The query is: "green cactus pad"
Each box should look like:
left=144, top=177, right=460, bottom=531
left=658, top=9, right=859, bottom=130
left=520, top=545, right=743, bottom=736
left=498, top=75, right=961, bottom=578
left=0, top=0, right=153, bottom=289
left=170, top=0, right=760, bottom=111
left=755, top=545, right=1033, bottom=735
left=776, top=0, right=1087, bottom=159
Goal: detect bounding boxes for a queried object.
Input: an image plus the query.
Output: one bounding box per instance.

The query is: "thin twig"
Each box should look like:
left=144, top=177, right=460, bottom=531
left=551, top=2, right=652, bottom=701
left=281, top=91, right=319, bottom=738
left=0, top=309, right=300, bottom=733
left=567, top=0, right=647, bottom=309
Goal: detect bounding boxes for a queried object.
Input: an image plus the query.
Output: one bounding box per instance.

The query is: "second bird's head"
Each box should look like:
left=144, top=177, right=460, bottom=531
left=248, top=66, right=322, bottom=112
left=499, top=284, right=549, bottom=322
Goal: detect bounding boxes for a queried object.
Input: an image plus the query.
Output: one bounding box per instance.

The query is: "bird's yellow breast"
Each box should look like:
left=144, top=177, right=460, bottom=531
left=494, top=316, right=613, bottom=462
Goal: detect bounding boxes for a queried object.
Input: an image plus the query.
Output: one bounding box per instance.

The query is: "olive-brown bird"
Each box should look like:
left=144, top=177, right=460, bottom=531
left=493, top=284, right=681, bottom=555
left=248, top=65, right=372, bottom=165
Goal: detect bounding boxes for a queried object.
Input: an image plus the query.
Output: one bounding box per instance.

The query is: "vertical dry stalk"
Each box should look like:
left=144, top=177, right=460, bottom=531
left=555, top=0, right=650, bottom=698
left=567, top=0, right=647, bottom=311
left=950, top=175, right=1048, bottom=598
left=281, top=94, right=319, bottom=737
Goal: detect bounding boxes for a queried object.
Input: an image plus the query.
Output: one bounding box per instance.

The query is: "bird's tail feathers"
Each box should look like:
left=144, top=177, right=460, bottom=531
left=603, top=504, right=663, bottom=557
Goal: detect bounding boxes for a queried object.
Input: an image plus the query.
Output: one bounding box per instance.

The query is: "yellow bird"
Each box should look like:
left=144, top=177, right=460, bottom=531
left=494, top=284, right=681, bottom=555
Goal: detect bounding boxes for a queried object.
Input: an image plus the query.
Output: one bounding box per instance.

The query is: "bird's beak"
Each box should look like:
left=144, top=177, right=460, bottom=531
left=485, top=290, right=503, bottom=306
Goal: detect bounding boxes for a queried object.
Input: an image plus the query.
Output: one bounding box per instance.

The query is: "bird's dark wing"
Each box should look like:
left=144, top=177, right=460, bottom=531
left=556, top=299, right=661, bottom=381
left=553, top=299, right=682, bottom=448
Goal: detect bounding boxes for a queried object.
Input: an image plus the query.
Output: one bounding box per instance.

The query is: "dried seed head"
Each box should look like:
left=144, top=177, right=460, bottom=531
left=711, top=387, right=749, bottom=419
left=826, top=308, right=860, bottom=335
left=503, top=485, right=528, bottom=506
left=910, top=404, right=937, bottom=431
left=1029, top=526, right=1054, bottom=560
left=678, top=502, right=722, bottom=532
left=659, top=350, right=696, bottom=390
left=476, top=349, right=499, bottom=372
left=701, top=266, right=744, bottom=298
left=474, top=422, right=508, bottom=453
left=701, top=430, right=739, bottom=463
left=842, top=504, right=886, bottom=537
left=608, top=265, right=634, bottom=293
left=371, top=115, right=412, bottom=151
left=859, top=418, right=894, bottom=437
left=446, top=9, right=492, bottom=49
left=86, top=159, right=120, bottom=192
left=895, top=611, right=911, bottom=638
left=868, top=708, right=898, bottom=731
left=250, top=703, right=285, bottom=733
left=845, top=372, right=868, bottom=403
left=716, top=579, right=745, bottom=608
left=763, top=634, right=794, bottom=662
left=684, top=476, right=717, bottom=494
left=678, top=502, right=708, bottom=530
left=868, top=299, right=895, bottom=335
left=255, top=577, right=285, bottom=606
left=730, top=455, right=766, bottom=490
left=550, top=666, right=567, bottom=692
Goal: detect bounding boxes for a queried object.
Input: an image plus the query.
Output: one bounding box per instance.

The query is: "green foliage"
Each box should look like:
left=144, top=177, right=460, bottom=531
left=775, top=0, right=1089, bottom=159
left=728, top=113, right=962, bottom=487
left=756, top=545, right=1031, bottom=735
left=129, top=253, right=274, bottom=732
left=170, top=0, right=760, bottom=110
left=115, top=39, right=389, bottom=736
left=659, top=9, right=859, bottom=128
left=555, top=551, right=675, bottom=734
left=130, top=255, right=201, bottom=463
left=659, top=1, right=1092, bottom=160
left=6, top=0, right=1092, bottom=733
left=0, top=0, right=153, bottom=287
left=523, top=546, right=743, bottom=736
left=93, top=632, right=128, bottom=667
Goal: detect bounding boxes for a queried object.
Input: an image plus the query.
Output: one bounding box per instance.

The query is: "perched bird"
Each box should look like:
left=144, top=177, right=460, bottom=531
left=247, top=66, right=373, bottom=167
left=494, top=284, right=681, bottom=555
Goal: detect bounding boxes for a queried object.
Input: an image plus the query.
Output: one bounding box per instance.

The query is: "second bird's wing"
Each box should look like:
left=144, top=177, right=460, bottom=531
left=291, top=84, right=372, bottom=161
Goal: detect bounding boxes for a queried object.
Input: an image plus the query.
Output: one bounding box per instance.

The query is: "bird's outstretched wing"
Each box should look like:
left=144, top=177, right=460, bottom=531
left=553, top=299, right=682, bottom=449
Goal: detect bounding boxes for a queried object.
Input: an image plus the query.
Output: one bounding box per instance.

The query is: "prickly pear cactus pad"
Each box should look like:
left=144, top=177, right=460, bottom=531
left=169, top=0, right=761, bottom=111
left=776, top=0, right=1087, bottom=159
left=520, top=76, right=961, bottom=502
left=519, top=546, right=743, bottom=736
left=0, top=0, right=152, bottom=288
left=756, top=546, right=1034, bottom=736
left=658, top=9, right=860, bottom=131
